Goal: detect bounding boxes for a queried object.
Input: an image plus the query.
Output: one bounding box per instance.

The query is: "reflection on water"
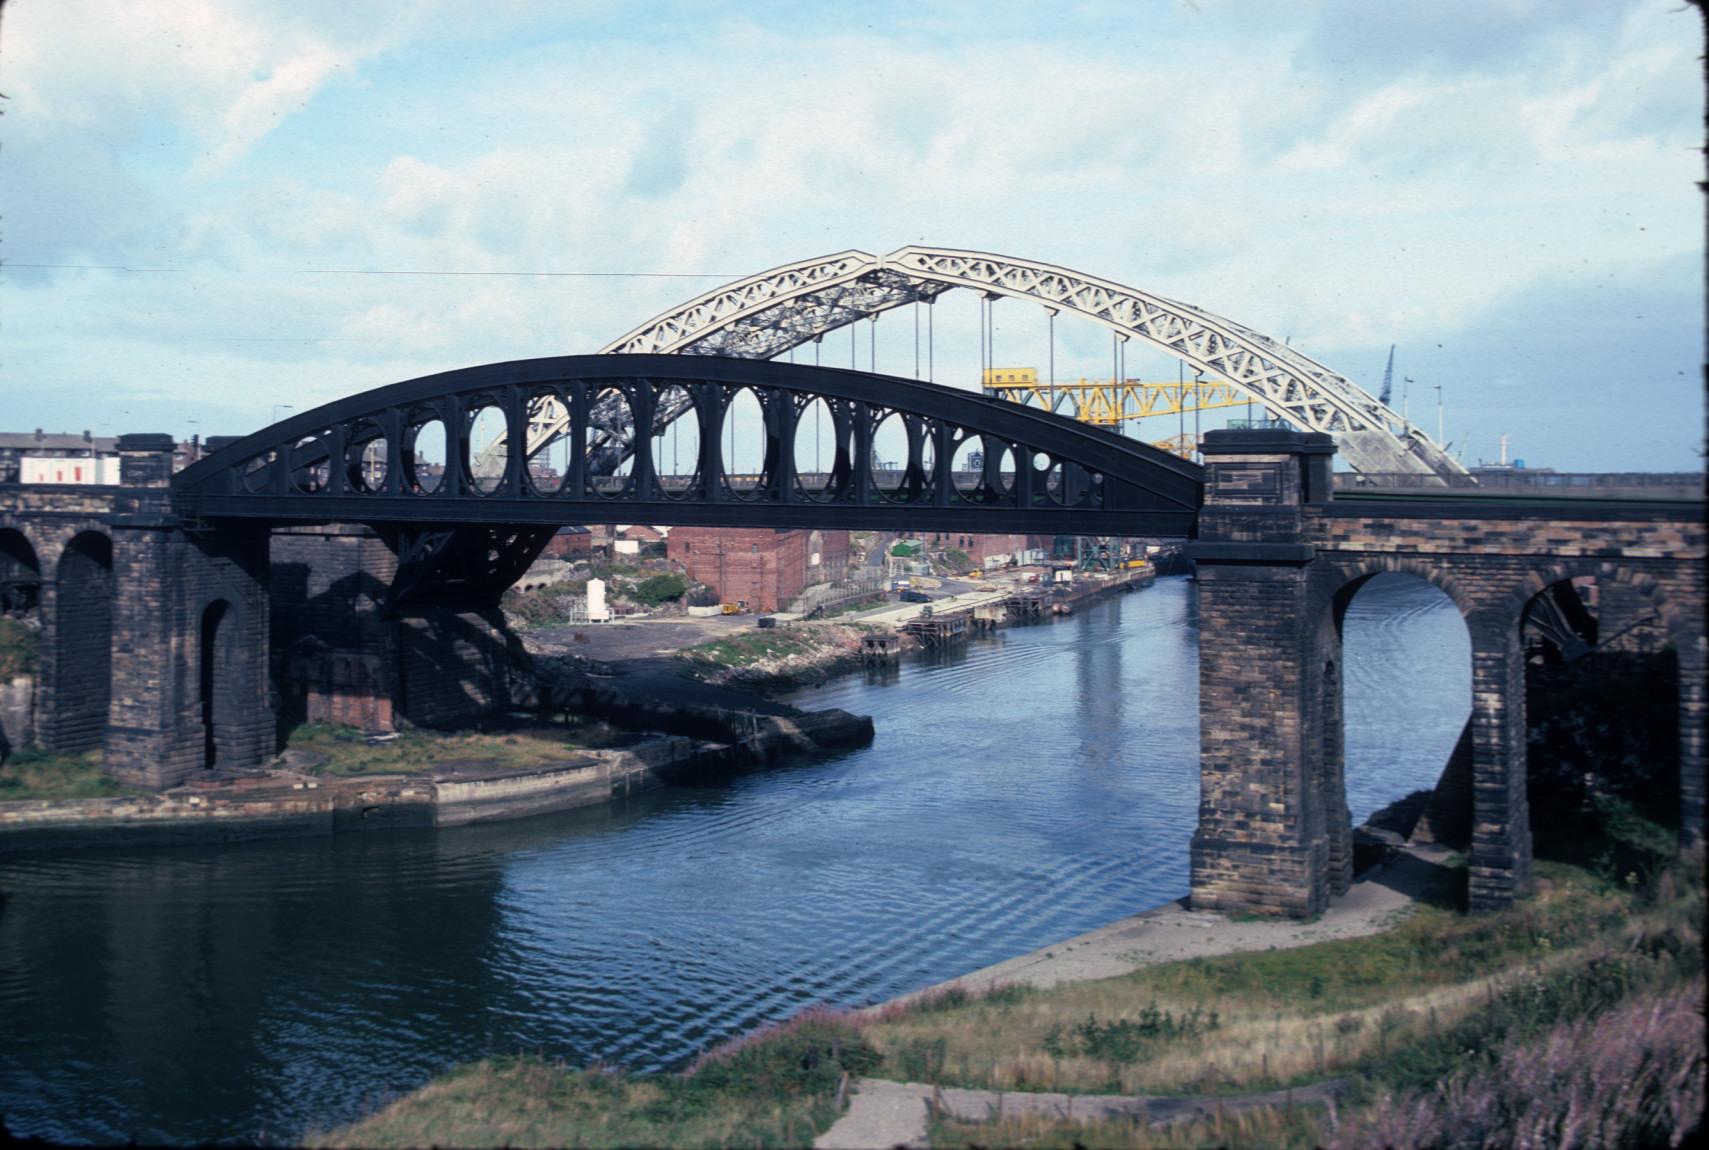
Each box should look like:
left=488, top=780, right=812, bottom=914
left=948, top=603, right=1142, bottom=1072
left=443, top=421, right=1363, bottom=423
left=0, top=575, right=1465, bottom=1144
left=1342, top=572, right=1472, bottom=823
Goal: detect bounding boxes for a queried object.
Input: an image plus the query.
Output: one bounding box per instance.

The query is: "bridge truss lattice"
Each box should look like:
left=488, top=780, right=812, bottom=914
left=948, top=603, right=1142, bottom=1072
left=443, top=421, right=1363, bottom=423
left=518, top=247, right=1464, bottom=480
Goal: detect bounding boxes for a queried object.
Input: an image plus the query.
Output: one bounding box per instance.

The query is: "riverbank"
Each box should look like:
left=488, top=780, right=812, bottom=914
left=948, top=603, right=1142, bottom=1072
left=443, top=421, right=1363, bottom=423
left=524, top=566, right=1156, bottom=696
left=0, top=683, right=871, bottom=851
left=320, top=822, right=1704, bottom=1149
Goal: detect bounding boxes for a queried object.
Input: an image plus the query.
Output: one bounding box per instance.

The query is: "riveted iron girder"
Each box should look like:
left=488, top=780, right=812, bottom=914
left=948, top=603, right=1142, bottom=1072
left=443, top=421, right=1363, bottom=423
left=173, top=355, right=1204, bottom=537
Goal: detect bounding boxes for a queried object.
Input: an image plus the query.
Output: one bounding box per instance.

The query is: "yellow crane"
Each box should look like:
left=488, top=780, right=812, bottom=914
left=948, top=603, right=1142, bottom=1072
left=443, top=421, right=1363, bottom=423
left=981, top=368, right=1250, bottom=459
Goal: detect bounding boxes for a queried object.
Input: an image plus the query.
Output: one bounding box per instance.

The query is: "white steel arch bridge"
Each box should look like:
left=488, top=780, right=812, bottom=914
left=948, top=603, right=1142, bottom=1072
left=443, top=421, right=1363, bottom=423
left=517, top=246, right=1466, bottom=480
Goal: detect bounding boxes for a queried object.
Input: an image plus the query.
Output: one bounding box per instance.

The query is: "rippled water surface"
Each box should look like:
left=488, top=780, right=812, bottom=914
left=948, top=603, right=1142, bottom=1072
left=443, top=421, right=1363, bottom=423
left=0, top=574, right=1467, bottom=1144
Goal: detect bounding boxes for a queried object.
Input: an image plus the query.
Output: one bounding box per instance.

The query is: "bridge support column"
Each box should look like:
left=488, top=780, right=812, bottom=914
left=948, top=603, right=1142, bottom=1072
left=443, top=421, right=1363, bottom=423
left=1187, top=429, right=1341, bottom=919
left=1465, top=620, right=1532, bottom=911
left=104, top=435, right=273, bottom=789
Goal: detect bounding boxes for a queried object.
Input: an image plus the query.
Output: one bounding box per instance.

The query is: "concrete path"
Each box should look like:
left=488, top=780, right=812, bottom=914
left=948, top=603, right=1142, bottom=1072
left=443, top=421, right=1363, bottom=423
left=816, top=845, right=1452, bottom=1148
left=813, top=1079, right=932, bottom=1150
left=816, top=1077, right=1348, bottom=1148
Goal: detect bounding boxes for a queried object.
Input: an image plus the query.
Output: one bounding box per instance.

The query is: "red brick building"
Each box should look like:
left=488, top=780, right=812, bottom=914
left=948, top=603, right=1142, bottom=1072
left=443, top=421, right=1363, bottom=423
left=667, top=528, right=850, bottom=612
left=540, top=526, right=592, bottom=560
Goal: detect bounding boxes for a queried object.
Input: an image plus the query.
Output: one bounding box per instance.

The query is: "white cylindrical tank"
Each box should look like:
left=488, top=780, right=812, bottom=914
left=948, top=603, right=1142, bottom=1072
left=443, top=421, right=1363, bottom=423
left=586, top=577, right=611, bottom=622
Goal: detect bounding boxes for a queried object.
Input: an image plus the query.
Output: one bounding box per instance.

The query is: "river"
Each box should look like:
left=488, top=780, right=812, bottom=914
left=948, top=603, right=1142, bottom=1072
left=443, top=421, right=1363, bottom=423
left=0, top=573, right=1469, bottom=1144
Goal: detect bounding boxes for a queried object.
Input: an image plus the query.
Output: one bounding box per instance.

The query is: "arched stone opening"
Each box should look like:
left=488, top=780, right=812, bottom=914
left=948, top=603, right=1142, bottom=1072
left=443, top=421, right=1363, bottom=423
left=0, top=528, right=42, bottom=759
left=1324, top=566, right=1475, bottom=847
left=1518, top=571, right=1685, bottom=867
left=200, top=599, right=241, bottom=769
left=47, top=531, right=113, bottom=753
left=0, top=528, right=42, bottom=614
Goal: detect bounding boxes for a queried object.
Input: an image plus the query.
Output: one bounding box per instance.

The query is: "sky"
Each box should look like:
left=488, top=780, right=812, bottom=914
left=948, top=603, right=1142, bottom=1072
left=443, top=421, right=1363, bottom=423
left=0, top=0, right=1702, bottom=471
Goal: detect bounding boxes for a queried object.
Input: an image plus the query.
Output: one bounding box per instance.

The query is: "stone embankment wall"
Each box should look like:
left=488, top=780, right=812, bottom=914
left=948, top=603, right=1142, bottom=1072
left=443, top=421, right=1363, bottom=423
left=0, top=696, right=873, bottom=852
left=0, top=736, right=705, bottom=851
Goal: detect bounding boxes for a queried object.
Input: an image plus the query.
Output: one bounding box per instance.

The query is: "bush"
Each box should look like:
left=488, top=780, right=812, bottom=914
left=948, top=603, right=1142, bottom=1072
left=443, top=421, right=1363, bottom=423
left=938, top=547, right=974, bottom=575
left=690, top=1009, right=881, bottom=1097
left=633, top=573, right=686, bottom=607
left=0, top=615, right=39, bottom=678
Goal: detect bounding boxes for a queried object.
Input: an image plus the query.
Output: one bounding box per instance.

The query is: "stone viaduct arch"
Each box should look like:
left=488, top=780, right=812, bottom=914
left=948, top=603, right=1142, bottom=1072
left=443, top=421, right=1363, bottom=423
left=1188, top=429, right=1705, bottom=916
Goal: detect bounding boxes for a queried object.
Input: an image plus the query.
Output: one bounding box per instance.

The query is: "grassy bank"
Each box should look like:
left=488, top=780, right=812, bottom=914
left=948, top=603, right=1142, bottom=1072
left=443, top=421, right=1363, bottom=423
left=285, top=721, right=630, bottom=778
left=0, top=748, right=145, bottom=800
left=315, top=1012, right=878, bottom=1149
left=860, top=856, right=1691, bottom=1096
left=908, top=835, right=1703, bottom=1148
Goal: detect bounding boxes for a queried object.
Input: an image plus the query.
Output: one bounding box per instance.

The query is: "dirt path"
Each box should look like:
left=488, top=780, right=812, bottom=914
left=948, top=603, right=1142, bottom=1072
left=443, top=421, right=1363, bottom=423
left=817, top=844, right=1454, bottom=1148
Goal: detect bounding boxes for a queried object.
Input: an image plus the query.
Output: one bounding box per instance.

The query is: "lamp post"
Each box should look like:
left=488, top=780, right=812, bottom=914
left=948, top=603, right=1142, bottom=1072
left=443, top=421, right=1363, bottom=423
left=1434, top=383, right=1444, bottom=446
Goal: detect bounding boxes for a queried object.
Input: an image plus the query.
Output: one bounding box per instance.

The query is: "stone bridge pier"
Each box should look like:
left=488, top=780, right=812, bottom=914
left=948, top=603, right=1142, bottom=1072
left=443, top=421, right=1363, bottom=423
left=103, top=435, right=273, bottom=789
left=1188, top=429, right=1704, bottom=918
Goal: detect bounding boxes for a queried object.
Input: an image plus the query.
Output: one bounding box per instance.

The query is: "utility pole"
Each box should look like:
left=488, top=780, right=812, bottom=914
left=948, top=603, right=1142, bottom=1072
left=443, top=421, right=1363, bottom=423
left=1401, top=377, right=1413, bottom=428
left=1434, top=383, right=1444, bottom=445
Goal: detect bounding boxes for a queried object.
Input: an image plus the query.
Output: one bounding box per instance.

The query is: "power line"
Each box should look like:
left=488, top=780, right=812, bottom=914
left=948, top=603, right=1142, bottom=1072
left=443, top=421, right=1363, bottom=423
left=3, top=263, right=740, bottom=279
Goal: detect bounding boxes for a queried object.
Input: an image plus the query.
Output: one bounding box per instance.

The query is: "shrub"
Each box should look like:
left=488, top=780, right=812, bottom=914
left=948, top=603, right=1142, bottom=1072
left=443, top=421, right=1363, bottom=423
left=690, top=1009, right=881, bottom=1097
left=938, top=547, right=974, bottom=575
left=1329, top=981, right=1706, bottom=1150
left=633, top=573, right=687, bottom=607
left=0, top=615, right=39, bottom=678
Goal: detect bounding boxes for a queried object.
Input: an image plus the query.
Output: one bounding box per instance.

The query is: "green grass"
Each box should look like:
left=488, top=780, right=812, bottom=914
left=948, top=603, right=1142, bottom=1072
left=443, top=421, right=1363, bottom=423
left=285, top=722, right=616, bottom=778
left=315, top=1013, right=878, bottom=1149
left=677, top=628, right=826, bottom=670
left=0, top=616, right=39, bottom=678
left=856, top=849, right=1697, bottom=1098
left=0, top=748, right=144, bottom=800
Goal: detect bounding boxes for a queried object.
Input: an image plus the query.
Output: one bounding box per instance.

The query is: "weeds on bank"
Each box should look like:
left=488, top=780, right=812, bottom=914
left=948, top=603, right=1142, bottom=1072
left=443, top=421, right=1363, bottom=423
left=678, top=629, right=826, bottom=670
left=856, top=827, right=1705, bottom=1099
left=286, top=722, right=612, bottom=778
left=880, top=838, right=1704, bottom=1149
left=931, top=1099, right=1331, bottom=1150
left=0, top=748, right=143, bottom=800
left=314, top=1012, right=878, bottom=1149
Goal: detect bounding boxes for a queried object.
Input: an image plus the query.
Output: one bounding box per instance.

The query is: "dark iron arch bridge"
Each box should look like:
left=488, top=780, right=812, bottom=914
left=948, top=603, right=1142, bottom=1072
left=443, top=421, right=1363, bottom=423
left=175, top=354, right=1204, bottom=536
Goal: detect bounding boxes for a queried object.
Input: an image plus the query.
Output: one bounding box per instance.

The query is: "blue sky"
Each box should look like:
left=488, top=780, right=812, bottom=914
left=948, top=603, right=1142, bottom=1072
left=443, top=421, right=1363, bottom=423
left=1, top=0, right=1701, bottom=470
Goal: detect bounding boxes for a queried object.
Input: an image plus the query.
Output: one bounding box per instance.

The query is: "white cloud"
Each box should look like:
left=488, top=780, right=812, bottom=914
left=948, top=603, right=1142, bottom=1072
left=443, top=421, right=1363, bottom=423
left=0, top=1, right=1700, bottom=469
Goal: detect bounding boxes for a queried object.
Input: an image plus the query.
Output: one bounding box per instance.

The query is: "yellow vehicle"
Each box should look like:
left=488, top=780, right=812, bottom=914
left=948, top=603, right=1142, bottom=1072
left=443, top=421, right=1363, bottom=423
left=720, top=601, right=749, bottom=615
